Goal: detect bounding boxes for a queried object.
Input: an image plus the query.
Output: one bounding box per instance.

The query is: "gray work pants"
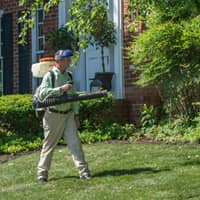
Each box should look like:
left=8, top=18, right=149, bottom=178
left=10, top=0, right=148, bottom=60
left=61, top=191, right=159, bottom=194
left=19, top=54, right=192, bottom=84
left=37, top=110, right=89, bottom=179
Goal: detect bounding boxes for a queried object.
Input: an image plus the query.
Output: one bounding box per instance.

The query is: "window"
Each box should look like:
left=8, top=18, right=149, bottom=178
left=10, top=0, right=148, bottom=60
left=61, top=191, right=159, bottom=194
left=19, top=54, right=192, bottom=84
left=0, top=10, right=3, bottom=95
left=31, top=7, right=44, bottom=93
left=0, top=59, right=3, bottom=95
left=35, top=7, right=45, bottom=61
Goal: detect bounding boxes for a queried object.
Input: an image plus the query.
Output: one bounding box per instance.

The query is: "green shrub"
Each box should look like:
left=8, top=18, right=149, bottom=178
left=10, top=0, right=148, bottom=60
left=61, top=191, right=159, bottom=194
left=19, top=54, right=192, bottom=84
left=0, top=93, right=113, bottom=136
left=140, top=104, right=157, bottom=132
left=79, top=123, right=136, bottom=144
left=128, top=18, right=200, bottom=121
left=0, top=94, right=42, bottom=135
left=0, top=93, right=117, bottom=154
left=139, top=116, right=200, bottom=144
left=79, top=93, right=114, bottom=128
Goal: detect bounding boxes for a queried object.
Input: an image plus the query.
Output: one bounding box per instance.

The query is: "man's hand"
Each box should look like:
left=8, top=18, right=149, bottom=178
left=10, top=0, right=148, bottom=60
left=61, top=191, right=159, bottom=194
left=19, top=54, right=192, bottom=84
left=74, top=115, right=80, bottom=128
left=60, top=84, right=72, bottom=92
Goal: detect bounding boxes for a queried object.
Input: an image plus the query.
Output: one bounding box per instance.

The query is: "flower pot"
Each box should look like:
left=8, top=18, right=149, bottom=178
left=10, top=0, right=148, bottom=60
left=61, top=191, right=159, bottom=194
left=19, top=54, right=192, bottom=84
left=90, top=72, right=114, bottom=91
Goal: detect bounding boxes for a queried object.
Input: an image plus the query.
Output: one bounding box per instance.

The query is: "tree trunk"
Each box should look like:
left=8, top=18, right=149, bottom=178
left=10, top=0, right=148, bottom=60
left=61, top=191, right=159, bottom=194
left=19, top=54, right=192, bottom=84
left=101, top=45, right=105, bottom=72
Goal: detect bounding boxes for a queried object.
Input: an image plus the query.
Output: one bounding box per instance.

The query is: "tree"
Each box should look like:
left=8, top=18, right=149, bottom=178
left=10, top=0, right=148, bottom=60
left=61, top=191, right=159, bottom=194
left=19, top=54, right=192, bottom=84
left=127, top=0, right=200, bottom=121
left=18, top=0, right=63, bottom=44
left=67, top=0, right=116, bottom=72
left=19, top=0, right=116, bottom=72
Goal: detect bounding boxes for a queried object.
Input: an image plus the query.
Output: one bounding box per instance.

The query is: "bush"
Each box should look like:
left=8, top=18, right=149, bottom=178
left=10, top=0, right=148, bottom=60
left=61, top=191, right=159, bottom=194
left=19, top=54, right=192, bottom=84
left=128, top=18, right=200, bottom=121
left=0, top=94, right=42, bottom=135
left=0, top=93, right=121, bottom=154
left=140, top=104, right=157, bottom=132
left=79, top=123, right=136, bottom=144
left=139, top=116, right=200, bottom=144
left=0, top=93, right=114, bottom=136
left=79, top=93, right=114, bottom=128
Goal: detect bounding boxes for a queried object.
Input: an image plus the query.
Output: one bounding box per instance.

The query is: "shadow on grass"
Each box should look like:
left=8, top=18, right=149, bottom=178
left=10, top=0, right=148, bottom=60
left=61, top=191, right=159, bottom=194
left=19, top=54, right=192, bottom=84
left=48, top=167, right=170, bottom=181
left=180, top=159, right=200, bottom=166
left=93, top=167, right=171, bottom=177
left=50, top=175, right=78, bottom=181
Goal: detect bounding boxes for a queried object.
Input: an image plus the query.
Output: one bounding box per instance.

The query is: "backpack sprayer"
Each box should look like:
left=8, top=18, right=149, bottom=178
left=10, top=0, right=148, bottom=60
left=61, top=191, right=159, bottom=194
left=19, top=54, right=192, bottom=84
left=31, top=57, right=107, bottom=110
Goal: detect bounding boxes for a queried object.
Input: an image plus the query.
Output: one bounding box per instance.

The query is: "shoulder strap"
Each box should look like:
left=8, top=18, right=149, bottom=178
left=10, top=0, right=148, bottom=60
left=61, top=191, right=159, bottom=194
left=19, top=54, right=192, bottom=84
left=67, top=71, right=73, bottom=81
left=48, top=70, right=72, bottom=88
left=49, top=70, right=55, bottom=88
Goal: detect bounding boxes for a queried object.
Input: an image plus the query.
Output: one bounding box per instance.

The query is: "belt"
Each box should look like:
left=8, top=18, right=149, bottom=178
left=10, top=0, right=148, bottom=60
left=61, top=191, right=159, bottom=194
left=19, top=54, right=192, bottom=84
left=49, top=108, right=72, bottom=114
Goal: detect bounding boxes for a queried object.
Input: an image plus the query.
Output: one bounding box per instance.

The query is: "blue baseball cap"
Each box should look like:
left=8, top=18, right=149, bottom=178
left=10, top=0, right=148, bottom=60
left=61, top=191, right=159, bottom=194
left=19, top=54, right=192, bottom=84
left=55, top=49, right=73, bottom=60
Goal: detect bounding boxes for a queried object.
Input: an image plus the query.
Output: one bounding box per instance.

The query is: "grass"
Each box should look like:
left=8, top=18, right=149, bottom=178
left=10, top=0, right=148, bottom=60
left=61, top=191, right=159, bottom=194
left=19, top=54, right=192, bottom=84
left=0, top=143, right=200, bottom=200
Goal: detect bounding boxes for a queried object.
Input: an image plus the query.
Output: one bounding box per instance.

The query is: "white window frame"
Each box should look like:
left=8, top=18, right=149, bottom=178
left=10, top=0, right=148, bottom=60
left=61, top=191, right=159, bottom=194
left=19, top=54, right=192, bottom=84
left=32, top=6, right=45, bottom=63
left=0, top=10, right=4, bottom=95
left=112, top=0, right=124, bottom=99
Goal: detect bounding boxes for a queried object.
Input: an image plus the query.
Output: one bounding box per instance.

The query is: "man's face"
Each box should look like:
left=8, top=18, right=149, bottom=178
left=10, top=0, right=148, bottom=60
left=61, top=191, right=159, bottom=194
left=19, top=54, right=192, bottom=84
left=60, top=57, right=72, bottom=68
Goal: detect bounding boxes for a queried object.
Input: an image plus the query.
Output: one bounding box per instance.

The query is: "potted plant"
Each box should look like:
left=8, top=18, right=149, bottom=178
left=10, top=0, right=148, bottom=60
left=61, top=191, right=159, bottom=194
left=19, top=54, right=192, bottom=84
left=90, top=14, right=116, bottom=91
left=67, top=0, right=116, bottom=90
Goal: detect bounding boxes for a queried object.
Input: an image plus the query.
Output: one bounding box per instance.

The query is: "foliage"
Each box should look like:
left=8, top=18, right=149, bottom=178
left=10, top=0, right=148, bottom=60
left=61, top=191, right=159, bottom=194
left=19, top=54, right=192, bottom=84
left=127, top=0, right=151, bottom=32
left=79, top=93, right=114, bottom=127
left=127, top=0, right=200, bottom=26
left=136, top=114, right=200, bottom=144
left=128, top=10, right=200, bottom=120
left=140, top=104, right=157, bottom=132
left=45, top=26, right=79, bottom=52
left=80, top=123, right=135, bottom=144
left=18, top=0, right=116, bottom=72
left=0, top=94, right=134, bottom=154
left=45, top=26, right=80, bottom=65
left=0, top=94, right=42, bottom=135
left=0, top=135, right=42, bottom=154
left=147, top=0, right=200, bottom=24
left=18, top=0, right=63, bottom=44
left=0, top=94, right=199, bottom=154
left=0, top=122, right=135, bottom=154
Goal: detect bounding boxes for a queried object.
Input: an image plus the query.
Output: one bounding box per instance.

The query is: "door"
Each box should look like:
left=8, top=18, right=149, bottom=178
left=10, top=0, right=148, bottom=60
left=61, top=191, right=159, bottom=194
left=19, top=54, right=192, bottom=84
left=85, top=0, right=113, bottom=91
left=85, top=44, right=110, bottom=91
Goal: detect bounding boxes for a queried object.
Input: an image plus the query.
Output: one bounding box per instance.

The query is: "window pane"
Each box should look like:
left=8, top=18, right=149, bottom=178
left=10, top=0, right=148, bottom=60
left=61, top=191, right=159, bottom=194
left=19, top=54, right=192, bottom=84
left=37, top=10, right=44, bottom=23
left=38, top=24, right=43, bottom=37
left=38, top=38, right=44, bottom=51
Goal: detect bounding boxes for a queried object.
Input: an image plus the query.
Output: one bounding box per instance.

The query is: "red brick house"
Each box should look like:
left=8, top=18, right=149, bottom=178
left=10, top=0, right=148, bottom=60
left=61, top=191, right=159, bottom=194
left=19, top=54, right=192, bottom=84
left=0, top=0, right=160, bottom=125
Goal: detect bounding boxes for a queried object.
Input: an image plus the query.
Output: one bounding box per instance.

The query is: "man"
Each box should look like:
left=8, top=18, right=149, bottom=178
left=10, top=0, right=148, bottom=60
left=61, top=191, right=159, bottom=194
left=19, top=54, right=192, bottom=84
left=37, top=49, right=90, bottom=182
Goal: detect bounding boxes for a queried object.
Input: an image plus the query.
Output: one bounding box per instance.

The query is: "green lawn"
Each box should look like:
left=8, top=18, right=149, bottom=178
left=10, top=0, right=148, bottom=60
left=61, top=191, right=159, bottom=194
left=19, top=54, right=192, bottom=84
left=0, top=143, right=200, bottom=200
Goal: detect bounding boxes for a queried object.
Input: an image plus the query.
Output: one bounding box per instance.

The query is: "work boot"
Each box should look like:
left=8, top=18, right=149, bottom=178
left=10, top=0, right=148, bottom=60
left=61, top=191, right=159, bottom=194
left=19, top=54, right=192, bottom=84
left=38, top=176, right=48, bottom=183
left=80, top=172, right=91, bottom=180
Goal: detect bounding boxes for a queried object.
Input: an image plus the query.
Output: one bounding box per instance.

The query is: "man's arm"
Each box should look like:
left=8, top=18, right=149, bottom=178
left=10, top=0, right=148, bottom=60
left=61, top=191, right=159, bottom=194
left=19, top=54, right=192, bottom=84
left=39, top=72, right=61, bottom=99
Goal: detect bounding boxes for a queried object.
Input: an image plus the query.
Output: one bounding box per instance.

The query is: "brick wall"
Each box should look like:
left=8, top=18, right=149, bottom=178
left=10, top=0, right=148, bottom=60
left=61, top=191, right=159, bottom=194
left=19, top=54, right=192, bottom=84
left=112, top=100, right=130, bottom=124
left=122, top=0, right=161, bottom=125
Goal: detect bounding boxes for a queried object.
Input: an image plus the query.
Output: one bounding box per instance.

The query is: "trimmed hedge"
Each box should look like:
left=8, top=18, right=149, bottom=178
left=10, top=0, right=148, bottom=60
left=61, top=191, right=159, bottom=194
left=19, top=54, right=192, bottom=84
left=0, top=93, right=114, bottom=136
left=0, top=93, right=132, bottom=154
left=0, top=95, right=42, bottom=135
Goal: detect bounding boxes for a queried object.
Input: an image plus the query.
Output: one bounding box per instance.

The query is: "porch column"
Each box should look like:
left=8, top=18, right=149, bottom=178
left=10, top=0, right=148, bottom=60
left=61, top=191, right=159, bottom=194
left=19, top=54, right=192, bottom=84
left=113, top=0, right=124, bottom=99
